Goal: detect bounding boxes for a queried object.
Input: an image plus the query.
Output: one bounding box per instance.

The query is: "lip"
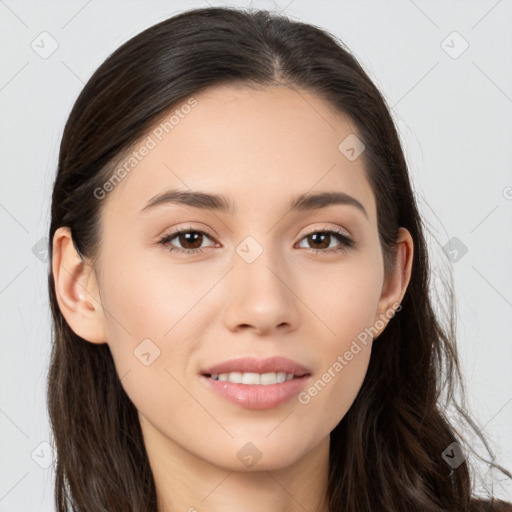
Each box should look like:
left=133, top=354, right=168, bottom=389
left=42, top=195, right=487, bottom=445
left=200, top=356, right=312, bottom=410
left=201, top=356, right=311, bottom=377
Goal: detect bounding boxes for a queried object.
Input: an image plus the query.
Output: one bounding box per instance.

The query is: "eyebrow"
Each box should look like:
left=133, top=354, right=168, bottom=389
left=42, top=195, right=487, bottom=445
left=140, top=189, right=368, bottom=219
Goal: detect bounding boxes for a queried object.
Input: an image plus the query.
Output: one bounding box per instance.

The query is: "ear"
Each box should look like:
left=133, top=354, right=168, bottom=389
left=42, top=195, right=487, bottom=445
left=373, top=227, right=414, bottom=338
left=52, top=226, right=107, bottom=344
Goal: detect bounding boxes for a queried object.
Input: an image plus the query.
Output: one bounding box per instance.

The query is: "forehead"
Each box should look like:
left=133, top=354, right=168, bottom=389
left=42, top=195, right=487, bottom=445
left=102, top=84, right=377, bottom=224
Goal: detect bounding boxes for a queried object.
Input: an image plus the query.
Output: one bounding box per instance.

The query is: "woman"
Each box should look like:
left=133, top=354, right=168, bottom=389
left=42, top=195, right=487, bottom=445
left=47, top=6, right=511, bottom=511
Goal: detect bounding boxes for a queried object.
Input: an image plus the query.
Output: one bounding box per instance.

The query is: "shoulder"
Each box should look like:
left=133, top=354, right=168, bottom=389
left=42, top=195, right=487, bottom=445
left=469, top=498, right=512, bottom=512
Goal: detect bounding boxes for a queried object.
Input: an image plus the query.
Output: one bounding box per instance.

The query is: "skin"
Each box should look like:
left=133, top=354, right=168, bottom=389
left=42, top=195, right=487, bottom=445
left=52, top=84, right=413, bottom=512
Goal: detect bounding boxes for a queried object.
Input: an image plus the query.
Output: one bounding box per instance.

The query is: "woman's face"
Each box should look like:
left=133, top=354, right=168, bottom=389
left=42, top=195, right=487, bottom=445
left=78, top=85, right=410, bottom=471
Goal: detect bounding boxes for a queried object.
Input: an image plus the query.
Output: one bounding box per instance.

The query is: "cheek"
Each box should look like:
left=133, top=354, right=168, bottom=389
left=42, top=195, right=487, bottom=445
left=96, top=259, right=202, bottom=436
left=299, top=323, right=374, bottom=437
left=99, top=244, right=205, bottom=346
left=296, top=256, right=382, bottom=429
left=95, top=244, right=215, bottom=402
left=303, top=254, right=384, bottom=342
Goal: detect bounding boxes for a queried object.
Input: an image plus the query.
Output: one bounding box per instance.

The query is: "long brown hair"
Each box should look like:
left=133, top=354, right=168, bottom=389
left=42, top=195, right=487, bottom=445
left=47, top=6, right=512, bottom=511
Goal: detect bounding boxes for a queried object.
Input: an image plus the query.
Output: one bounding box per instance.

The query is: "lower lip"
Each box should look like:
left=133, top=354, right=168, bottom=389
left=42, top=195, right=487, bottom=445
left=200, top=374, right=311, bottom=410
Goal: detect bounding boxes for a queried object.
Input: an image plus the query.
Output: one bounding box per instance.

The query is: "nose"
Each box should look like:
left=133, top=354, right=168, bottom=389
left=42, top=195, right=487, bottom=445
left=222, top=247, right=301, bottom=336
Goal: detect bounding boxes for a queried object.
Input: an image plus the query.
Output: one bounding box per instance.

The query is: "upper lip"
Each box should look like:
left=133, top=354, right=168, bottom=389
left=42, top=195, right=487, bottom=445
left=201, top=356, right=311, bottom=377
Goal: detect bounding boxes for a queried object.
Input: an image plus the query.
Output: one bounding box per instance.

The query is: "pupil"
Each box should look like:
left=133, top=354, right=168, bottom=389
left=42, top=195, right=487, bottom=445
left=310, top=233, right=329, bottom=249
left=181, top=232, right=202, bottom=249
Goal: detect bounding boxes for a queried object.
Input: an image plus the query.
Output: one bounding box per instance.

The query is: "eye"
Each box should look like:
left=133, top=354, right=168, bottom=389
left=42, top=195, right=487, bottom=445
left=157, top=227, right=217, bottom=255
left=296, top=227, right=354, bottom=254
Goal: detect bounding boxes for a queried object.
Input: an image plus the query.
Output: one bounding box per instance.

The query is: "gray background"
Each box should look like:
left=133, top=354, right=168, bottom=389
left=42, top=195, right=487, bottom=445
left=1, top=0, right=511, bottom=509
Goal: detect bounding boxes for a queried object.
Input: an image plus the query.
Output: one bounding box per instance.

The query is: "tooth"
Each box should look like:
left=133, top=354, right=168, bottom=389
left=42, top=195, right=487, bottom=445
left=260, top=372, right=278, bottom=385
left=228, top=372, right=243, bottom=383
left=210, top=371, right=296, bottom=384
left=242, top=372, right=261, bottom=385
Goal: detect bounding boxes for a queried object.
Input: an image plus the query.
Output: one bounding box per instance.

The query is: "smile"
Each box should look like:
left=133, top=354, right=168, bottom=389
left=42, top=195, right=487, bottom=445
left=208, top=371, right=297, bottom=385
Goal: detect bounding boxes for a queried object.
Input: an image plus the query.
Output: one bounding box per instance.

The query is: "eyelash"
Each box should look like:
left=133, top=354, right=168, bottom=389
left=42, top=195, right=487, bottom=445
left=157, top=226, right=355, bottom=256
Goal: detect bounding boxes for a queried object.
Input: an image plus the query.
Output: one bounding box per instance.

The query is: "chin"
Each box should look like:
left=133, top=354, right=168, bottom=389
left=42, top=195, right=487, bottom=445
left=201, top=435, right=317, bottom=473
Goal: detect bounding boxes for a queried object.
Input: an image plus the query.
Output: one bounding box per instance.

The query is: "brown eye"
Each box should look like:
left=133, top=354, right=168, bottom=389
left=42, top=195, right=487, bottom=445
left=174, top=231, right=204, bottom=250
left=297, top=229, right=354, bottom=253
left=305, top=232, right=331, bottom=249
left=158, top=228, right=216, bottom=255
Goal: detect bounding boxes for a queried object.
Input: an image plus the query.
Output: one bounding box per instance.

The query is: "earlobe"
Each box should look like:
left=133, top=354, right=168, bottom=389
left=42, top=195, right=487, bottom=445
left=52, top=226, right=107, bottom=344
left=374, top=227, right=414, bottom=337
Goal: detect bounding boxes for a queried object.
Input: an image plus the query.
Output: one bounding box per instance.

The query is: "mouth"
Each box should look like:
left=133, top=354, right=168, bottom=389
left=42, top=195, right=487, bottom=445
left=199, top=356, right=312, bottom=410
left=205, top=371, right=305, bottom=385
